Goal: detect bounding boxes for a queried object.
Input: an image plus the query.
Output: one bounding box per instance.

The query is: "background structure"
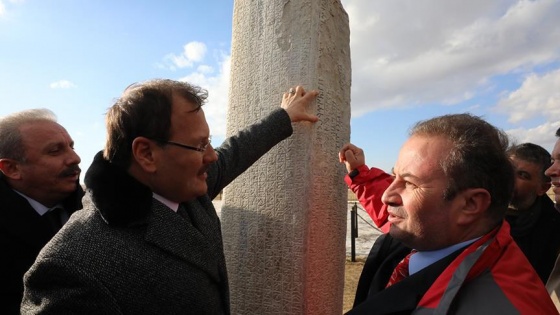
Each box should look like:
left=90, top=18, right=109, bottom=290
left=221, top=1, right=351, bottom=314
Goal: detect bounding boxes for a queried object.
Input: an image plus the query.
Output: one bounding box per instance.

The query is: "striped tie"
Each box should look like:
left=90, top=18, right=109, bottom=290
left=386, top=250, right=415, bottom=288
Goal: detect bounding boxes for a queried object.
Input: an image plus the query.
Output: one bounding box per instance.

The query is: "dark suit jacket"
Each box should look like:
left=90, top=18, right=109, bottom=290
left=21, top=108, right=293, bottom=314
left=347, top=234, right=463, bottom=315
left=506, top=195, right=560, bottom=283
left=0, top=177, right=83, bottom=314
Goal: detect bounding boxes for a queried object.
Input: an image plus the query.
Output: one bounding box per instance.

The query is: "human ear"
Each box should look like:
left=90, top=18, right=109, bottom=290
left=457, top=188, right=491, bottom=225
left=131, top=137, right=158, bottom=173
left=0, top=158, right=22, bottom=180
left=536, top=181, right=551, bottom=196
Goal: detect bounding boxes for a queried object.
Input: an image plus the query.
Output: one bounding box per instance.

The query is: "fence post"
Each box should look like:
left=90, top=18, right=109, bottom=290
left=351, top=202, right=358, bottom=262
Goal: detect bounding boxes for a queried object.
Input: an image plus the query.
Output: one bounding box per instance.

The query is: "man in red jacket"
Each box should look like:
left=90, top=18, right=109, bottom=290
left=340, top=114, right=557, bottom=314
left=342, top=141, right=560, bottom=285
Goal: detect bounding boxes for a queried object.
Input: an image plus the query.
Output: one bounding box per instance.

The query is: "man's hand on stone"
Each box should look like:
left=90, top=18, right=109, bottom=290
left=281, top=85, right=319, bottom=123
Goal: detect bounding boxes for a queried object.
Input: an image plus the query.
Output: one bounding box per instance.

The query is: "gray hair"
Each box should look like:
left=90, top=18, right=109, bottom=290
left=0, top=108, right=57, bottom=162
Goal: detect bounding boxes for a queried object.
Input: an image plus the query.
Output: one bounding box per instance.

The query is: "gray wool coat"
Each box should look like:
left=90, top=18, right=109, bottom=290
left=21, top=108, right=293, bottom=315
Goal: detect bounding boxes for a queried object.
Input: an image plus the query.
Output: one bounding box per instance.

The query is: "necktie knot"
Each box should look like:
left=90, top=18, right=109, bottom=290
left=44, top=207, right=64, bottom=230
left=386, top=250, right=416, bottom=288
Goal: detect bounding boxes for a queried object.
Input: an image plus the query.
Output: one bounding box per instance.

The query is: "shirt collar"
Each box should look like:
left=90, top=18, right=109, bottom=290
left=409, top=237, right=481, bottom=275
left=12, top=189, right=62, bottom=216
left=152, top=192, right=179, bottom=212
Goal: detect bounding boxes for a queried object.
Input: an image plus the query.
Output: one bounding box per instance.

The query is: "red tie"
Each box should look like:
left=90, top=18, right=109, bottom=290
left=386, top=251, right=415, bottom=288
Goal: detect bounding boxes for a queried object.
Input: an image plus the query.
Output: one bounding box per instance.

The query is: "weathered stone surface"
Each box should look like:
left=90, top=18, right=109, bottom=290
left=222, top=1, right=351, bottom=314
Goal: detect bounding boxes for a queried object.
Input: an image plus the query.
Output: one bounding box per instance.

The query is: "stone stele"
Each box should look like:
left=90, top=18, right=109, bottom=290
left=221, top=1, right=351, bottom=314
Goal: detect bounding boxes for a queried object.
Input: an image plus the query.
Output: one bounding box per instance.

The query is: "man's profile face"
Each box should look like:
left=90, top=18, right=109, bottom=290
left=16, top=121, right=81, bottom=207
left=382, top=135, right=464, bottom=250
left=545, top=139, right=560, bottom=205
left=150, top=94, right=218, bottom=203
left=508, top=156, right=550, bottom=212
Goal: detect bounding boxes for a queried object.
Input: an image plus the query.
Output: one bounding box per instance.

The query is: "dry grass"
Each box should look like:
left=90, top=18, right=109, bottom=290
left=343, top=257, right=366, bottom=313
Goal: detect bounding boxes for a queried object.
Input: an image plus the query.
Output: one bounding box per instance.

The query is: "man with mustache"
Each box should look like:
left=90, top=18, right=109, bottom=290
left=0, top=108, right=83, bottom=314
left=339, top=114, right=556, bottom=314
left=21, top=80, right=319, bottom=314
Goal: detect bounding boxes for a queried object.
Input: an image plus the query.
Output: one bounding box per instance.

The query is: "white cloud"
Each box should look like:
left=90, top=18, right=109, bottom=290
left=197, top=65, right=214, bottom=74
left=341, top=0, right=560, bottom=117
left=165, top=41, right=207, bottom=70
left=507, top=121, right=560, bottom=152
left=178, top=52, right=231, bottom=138
left=0, top=0, right=24, bottom=16
left=167, top=1, right=560, bottom=149
left=49, top=80, right=77, bottom=89
left=496, top=69, right=560, bottom=123
left=497, top=68, right=560, bottom=149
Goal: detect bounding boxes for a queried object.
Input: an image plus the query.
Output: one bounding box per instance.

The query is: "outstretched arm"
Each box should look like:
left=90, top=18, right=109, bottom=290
left=339, top=143, right=393, bottom=233
left=206, top=86, right=319, bottom=198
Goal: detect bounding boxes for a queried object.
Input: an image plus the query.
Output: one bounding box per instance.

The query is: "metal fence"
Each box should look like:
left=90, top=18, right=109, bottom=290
left=348, top=202, right=382, bottom=261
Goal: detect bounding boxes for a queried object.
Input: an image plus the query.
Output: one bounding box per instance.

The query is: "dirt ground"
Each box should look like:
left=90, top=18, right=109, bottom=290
left=343, top=257, right=366, bottom=313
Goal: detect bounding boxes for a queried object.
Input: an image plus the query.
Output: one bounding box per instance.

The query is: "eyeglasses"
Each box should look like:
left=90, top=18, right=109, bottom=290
left=152, top=137, right=211, bottom=153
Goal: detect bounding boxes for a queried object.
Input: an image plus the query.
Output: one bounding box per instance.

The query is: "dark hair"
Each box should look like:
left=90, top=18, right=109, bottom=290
left=507, top=143, right=551, bottom=182
left=556, top=127, right=560, bottom=138
left=410, top=113, right=514, bottom=222
left=104, top=79, right=208, bottom=168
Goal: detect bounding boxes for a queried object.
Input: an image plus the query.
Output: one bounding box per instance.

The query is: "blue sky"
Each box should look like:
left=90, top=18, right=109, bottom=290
left=1, top=0, right=560, bottom=182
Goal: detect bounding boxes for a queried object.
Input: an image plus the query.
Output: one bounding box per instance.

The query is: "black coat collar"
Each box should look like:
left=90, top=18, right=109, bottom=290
left=84, top=151, right=153, bottom=227
left=0, top=175, right=84, bottom=213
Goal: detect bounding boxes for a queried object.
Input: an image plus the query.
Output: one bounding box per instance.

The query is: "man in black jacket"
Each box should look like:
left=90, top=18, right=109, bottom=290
left=21, top=80, right=318, bottom=314
left=506, top=142, right=560, bottom=283
left=545, top=127, right=560, bottom=311
left=0, top=108, right=83, bottom=314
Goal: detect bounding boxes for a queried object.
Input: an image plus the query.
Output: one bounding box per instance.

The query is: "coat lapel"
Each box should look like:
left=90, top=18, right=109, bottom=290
left=348, top=233, right=466, bottom=315
left=85, top=151, right=226, bottom=284
left=347, top=250, right=463, bottom=314
left=145, top=199, right=222, bottom=282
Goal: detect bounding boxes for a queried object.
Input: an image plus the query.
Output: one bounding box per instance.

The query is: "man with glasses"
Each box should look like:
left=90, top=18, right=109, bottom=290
left=21, top=79, right=318, bottom=314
